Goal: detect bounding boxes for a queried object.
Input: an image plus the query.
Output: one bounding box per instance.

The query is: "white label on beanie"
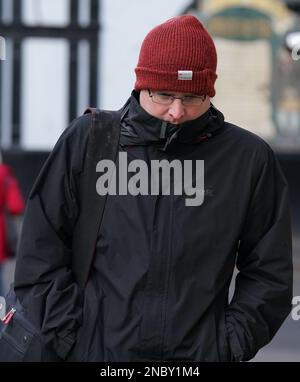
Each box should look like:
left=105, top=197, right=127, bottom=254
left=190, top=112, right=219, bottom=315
left=178, top=70, right=193, bottom=80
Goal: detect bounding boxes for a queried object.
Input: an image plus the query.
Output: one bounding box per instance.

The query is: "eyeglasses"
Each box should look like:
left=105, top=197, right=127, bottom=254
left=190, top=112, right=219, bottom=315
left=148, top=90, right=206, bottom=106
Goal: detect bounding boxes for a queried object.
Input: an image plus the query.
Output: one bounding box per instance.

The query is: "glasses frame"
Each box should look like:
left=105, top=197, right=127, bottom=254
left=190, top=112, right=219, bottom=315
left=148, top=89, right=206, bottom=106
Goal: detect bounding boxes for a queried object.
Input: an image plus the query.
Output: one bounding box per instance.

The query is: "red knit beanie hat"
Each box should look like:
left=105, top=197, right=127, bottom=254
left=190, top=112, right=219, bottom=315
left=134, top=15, right=217, bottom=97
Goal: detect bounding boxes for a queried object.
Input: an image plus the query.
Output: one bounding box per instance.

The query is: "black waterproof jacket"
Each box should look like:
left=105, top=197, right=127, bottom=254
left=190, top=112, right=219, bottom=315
left=14, top=92, right=293, bottom=362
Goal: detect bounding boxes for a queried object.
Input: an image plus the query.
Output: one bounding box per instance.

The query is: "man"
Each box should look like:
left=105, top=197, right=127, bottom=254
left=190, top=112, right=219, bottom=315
left=13, top=15, right=292, bottom=362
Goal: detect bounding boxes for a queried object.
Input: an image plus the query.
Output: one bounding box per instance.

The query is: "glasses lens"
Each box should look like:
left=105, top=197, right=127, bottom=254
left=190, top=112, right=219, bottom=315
left=149, top=91, right=206, bottom=106
left=182, top=96, right=205, bottom=106
left=152, top=93, right=173, bottom=105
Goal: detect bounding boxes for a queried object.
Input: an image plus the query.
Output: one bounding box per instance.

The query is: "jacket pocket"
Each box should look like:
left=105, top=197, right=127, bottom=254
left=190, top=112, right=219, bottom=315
left=0, top=284, right=61, bottom=362
left=0, top=331, right=26, bottom=362
left=67, top=284, right=104, bottom=362
left=0, top=312, right=42, bottom=362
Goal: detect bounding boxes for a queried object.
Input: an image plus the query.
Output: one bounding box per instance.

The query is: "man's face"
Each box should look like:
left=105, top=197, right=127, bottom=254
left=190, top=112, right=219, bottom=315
left=139, top=89, right=211, bottom=124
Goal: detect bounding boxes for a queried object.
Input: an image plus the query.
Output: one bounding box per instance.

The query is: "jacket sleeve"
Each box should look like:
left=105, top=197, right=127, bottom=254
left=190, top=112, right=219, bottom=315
left=225, top=144, right=293, bottom=361
left=14, top=114, right=91, bottom=360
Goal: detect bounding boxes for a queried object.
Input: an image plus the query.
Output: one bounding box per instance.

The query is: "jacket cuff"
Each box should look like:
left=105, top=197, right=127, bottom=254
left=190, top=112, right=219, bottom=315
left=54, top=333, right=77, bottom=360
left=225, top=318, right=244, bottom=362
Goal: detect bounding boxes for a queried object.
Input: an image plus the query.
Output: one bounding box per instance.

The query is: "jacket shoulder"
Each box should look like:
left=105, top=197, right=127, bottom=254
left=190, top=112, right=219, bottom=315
left=62, top=109, right=119, bottom=144
left=224, top=122, right=275, bottom=158
left=61, top=113, right=93, bottom=144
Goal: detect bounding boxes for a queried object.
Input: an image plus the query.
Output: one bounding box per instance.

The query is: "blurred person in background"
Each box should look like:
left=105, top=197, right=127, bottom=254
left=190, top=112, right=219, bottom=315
left=0, top=152, right=24, bottom=297
left=11, top=15, right=293, bottom=362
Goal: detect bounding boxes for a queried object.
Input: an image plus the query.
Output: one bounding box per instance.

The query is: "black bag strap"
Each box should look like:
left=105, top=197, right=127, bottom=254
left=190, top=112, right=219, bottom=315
left=72, top=107, right=121, bottom=288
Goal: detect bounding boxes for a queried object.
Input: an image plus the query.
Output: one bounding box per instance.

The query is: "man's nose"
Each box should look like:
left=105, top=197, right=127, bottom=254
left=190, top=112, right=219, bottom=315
left=168, top=99, right=185, bottom=120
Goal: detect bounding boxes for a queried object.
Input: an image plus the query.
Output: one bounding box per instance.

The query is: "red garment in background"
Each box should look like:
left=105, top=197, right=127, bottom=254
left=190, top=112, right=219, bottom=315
left=0, top=164, right=25, bottom=263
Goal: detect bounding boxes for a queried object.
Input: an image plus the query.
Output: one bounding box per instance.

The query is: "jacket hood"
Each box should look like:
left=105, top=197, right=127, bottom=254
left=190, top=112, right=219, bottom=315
left=120, top=91, right=225, bottom=153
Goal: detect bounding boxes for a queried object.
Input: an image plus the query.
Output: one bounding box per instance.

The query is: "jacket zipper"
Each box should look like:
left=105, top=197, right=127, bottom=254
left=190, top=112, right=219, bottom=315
left=159, top=173, right=175, bottom=359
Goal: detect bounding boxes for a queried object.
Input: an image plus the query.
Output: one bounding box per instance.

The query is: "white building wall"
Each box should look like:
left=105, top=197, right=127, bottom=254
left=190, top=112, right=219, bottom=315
left=21, top=0, right=70, bottom=149
left=11, top=0, right=190, bottom=150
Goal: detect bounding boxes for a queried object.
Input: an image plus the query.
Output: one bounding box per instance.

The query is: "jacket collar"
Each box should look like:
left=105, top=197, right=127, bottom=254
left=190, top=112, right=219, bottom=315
left=120, top=91, right=225, bottom=153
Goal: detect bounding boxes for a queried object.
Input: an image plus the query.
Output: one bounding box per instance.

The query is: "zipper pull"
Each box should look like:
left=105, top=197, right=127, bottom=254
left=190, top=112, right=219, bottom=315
left=1, top=308, right=16, bottom=325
